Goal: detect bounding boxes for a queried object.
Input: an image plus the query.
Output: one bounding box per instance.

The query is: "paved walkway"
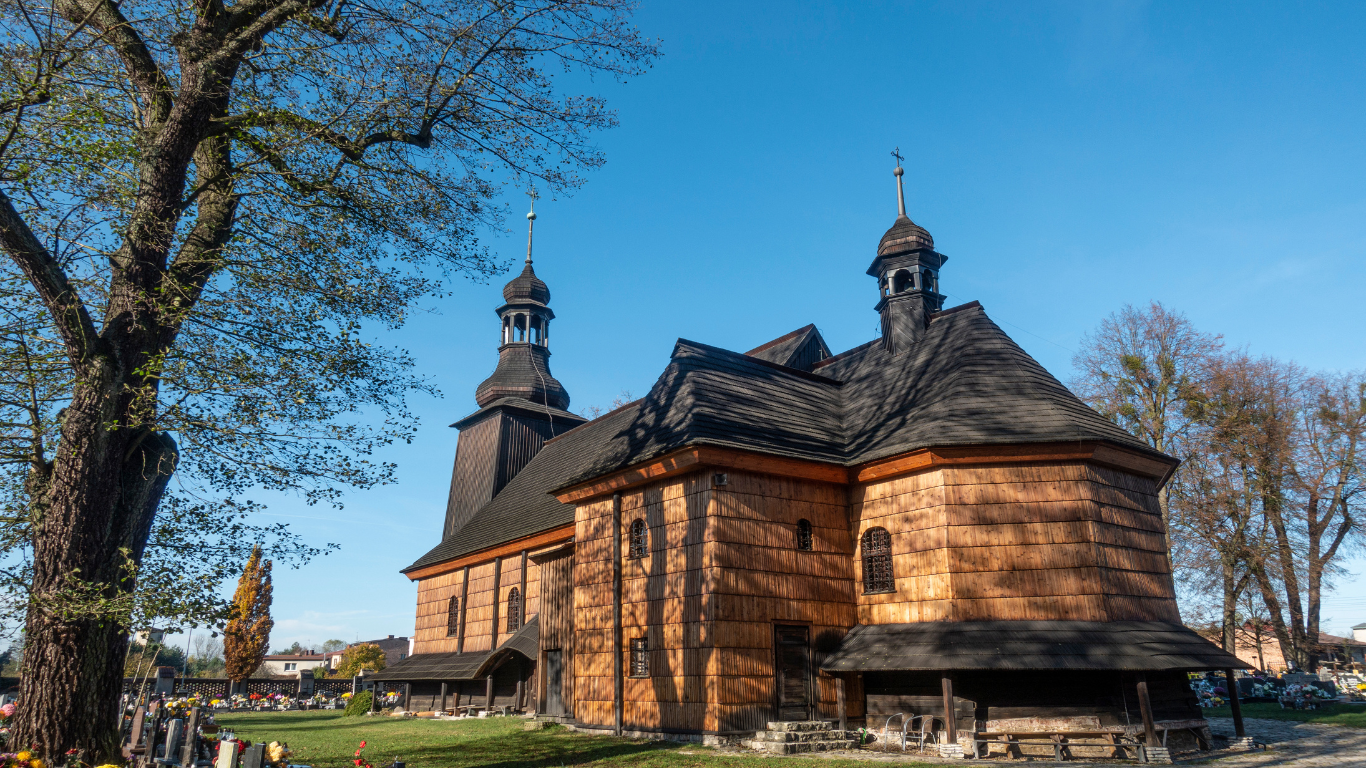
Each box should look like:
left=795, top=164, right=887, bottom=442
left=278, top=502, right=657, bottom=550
left=1196, top=717, right=1366, bottom=768
left=710, top=717, right=1364, bottom=767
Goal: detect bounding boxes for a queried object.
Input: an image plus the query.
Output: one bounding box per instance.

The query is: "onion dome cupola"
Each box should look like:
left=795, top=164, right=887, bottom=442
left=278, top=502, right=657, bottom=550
left=868, top=148, right=949, bottom=354
left=474, top=200, right=571, bottom=410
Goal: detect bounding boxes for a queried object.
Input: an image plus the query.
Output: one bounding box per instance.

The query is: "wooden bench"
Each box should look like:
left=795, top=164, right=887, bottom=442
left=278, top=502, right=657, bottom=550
left=973, top=731, right=1143, bottom=761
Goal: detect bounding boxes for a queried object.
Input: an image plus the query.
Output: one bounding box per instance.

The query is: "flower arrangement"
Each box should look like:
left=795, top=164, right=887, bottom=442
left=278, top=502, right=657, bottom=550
left=1189, top=678, right=1225, bottom=707
left=265, top=742, right=290, bottom=767
left=1280, top=683, right=1333, bottom=710
left=3, top=749, right=46, bottom=768
left=353, top=740, right=371, bottom=768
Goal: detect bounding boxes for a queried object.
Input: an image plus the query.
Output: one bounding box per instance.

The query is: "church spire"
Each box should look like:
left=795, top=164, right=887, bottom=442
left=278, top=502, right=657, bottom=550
left=892, top=147, right=906, bottom=217
left=525, top=188, right=537, bottom=265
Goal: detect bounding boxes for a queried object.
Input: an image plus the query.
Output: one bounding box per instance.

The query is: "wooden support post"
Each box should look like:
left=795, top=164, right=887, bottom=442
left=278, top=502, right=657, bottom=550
left=519, top=549, right=528, bottom=624
left=941, top=673, right=957, bottom=745
left=515, top=678, right=525, bottom=712
left=486, top=674, right=495, bottom=712
left=836, top=676, right=847, bottom=732
left=1225, top=668, right=1245, bottom=738
left=612, top=492, right=624, bottom=737
left=404, top=683, right=411, bottom=711
left=1136, top=675, right=1157, bottom=747
left=490, top=556, right=503, bottom=649
left=457, top=565, right=470, bottom=654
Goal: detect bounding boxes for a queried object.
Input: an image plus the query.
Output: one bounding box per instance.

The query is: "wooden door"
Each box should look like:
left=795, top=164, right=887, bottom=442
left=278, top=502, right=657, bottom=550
left=544, top=649, right=564, bottom=716
left=775, top=626, right=812, bottom=721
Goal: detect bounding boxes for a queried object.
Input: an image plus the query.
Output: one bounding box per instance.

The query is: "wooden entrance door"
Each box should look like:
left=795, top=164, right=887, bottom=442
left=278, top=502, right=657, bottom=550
left=544, top=649, right=564, bottom=716
left=775, top=626, right=812, bottom=721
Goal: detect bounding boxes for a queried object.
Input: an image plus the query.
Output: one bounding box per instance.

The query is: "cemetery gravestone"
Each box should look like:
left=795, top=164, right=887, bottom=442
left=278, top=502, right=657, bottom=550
left=163, top=719, right=184, bottom=763
left=215, top=741, right=239, bottom=768
left=241, top=743, right=264, bottom=768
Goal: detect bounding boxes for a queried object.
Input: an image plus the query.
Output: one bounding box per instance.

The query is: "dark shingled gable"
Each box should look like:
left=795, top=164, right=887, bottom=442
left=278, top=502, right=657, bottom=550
left=820, top=621, right=1251, bottom=672
left=404, top=403, right=640, bottom=573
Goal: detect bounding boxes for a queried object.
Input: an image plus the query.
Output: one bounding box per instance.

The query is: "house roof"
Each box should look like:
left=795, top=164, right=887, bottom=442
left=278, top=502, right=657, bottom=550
left=1318, top=631, right=1366, bottom=647
left=406, top=302, right=1169, bottom=574
left=821, top=621, right=1252, bottom=672
left=264, top=654, right=323, bottom=660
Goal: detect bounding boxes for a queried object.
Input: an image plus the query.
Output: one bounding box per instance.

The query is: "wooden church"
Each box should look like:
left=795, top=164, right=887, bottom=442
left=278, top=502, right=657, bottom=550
left=373, top=160, right=1246, bottom=752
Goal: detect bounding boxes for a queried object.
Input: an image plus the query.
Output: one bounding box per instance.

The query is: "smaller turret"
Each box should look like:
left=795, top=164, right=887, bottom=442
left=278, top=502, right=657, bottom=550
left=868, top=149, right=948, bottom=354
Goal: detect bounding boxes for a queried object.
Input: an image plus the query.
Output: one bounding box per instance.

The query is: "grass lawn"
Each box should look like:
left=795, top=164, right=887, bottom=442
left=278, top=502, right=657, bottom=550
left=1203, top=702, right=1366, bottom=728
left=214, top=712, right=926, bottom=768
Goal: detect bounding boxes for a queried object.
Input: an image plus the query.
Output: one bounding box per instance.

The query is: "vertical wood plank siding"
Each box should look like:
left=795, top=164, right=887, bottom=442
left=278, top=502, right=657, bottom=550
left=538, top=550, right=575, bottom=716
left=412, top=548, right=550, bottom=654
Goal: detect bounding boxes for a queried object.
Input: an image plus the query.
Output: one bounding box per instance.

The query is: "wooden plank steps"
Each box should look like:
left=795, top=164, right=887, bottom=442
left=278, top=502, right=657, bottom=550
left=743, top=721, right=858, bottom=755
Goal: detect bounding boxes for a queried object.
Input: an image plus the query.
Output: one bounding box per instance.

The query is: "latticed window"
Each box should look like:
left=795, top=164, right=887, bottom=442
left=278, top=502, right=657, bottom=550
left=628, top=519, right=648, bottom=559
left=796, top=519, right=813, bottom=551
left=629, top=637, right=650, bottom=677
left=861, top=527, right=895, bottom=594
left=506, top=587, right=522, bottom=632
left=446, top=596, right=460, bottom=637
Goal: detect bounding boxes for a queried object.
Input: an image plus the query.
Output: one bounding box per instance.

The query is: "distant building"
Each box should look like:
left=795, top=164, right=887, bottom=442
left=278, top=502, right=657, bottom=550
left=1353, top=622, right=1366, bottom=643
left=1222, top=626, right=1365, bottom=673
left=322, top=636, right=411, bottom=672
left=261, top=652, right=326, bottom=676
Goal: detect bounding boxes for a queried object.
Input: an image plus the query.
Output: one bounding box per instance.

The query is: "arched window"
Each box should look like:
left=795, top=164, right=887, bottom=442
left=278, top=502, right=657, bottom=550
left=446, top=596, right=460, bottom=637
left=923, top=270, right=936, bottom=292
left=628, top=519, right=648, bottom=559
left=892, top=269, right=913, bottom=294
left=506, top=587, right=522, bottom=632
left=796, top=519, right=813, bottom=551
left=861, top=527, right=895, bottom=594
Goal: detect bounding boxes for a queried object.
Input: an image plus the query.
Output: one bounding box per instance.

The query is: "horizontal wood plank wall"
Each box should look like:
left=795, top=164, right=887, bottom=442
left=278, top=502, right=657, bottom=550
left=572, top=469, right=861, bottom=735
left=412, top=544, right=555, bottom=655
left=850, top=462, right=1178, bottom=623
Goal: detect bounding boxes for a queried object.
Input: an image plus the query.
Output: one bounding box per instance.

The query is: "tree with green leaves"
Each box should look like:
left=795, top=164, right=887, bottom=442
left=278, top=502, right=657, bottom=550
left=0, top=0, right=655, bottom=755
left=334, top=642, right=385, bottom=678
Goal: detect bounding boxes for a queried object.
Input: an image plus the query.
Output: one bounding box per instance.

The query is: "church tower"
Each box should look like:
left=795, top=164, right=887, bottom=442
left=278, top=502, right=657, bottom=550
left=867, top=149, right=948, bottom=353
left=441, top=200, right=586, bottom=540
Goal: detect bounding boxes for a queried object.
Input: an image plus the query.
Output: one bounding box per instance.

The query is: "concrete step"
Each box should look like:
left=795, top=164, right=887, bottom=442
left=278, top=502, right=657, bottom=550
left=764, top=721, right=832, bottom=732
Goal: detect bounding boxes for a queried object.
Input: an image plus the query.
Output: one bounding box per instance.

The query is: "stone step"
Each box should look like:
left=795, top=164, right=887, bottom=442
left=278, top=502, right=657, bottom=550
left=748, top=739, right=858, bottom=755
left=764, top=721, right=832, bottom=733
left=750, top=730, right=842, bottom=743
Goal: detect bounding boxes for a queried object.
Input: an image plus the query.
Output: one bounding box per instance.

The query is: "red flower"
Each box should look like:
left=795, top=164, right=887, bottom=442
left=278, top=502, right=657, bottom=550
left=359, top=742, right=366, bottom=749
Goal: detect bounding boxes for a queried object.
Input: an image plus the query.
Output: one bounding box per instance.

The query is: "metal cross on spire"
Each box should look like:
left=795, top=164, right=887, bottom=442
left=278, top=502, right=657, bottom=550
left=891, top=147, right=907, bottom=217
left=525, top=187, right=539, bottom=265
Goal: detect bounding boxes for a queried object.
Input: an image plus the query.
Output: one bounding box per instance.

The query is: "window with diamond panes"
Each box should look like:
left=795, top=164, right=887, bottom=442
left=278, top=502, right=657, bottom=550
left=506, top=587, right=522, bottom=632
left=861, top=527, right=895, bottom=594
left=796, top=519, right=813, bottom=551
left=446, top=596, right=460, bottom=637
left=630, top=637, right=650, bottom=677
left=628, top=519, right=648, bottom=559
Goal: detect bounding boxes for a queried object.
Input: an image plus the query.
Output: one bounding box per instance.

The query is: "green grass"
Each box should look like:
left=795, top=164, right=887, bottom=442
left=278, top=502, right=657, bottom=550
left=1203, top=702, right=1366, bottom=728
left=214, top=712, right=926, bottom=768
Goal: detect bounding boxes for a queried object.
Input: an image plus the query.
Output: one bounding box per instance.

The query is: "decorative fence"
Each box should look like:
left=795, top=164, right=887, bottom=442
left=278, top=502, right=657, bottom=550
left=122, top=677, right=358, bottom=698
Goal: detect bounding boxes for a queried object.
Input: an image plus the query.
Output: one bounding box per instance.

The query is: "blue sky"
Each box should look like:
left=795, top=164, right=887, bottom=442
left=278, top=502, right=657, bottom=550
left=177, top=1, right=1366, bottom=653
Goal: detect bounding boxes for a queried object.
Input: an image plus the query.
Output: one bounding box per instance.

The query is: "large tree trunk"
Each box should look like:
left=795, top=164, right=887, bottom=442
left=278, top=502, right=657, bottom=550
left=13, top=369, right=176, bottom=760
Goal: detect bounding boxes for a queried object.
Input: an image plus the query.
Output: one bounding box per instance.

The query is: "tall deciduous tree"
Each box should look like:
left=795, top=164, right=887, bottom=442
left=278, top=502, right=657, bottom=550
left=223, top=546, right=272, bottom=687
left=1071, top=302, right=1223, bottom=550
left=0, top=0, right=655, bottom=755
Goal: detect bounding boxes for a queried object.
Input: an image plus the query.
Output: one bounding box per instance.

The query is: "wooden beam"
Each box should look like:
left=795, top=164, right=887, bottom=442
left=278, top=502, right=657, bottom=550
left=440, top=682, right=447, bottom=713
left=518, top=549, right=528, bottom=626
left=612, top=492, right=624, bottom=737
left=854, top=441, right=1177, bottom=484
left=941, top=674, right=957, bottom=745
left=836, top=676, right=847, bottom=732
left=554, top=446, right=846, bottom=503
left=1136, top=675, right=1157, bottom=748
left=403, top=525, right=573, bottom=580
left=1225, top=669, right=1245, bottom=738
left=456, top=565, right=469, bottom=654
left=485, top=675, right=494, bottom=712
left=490, top=556, right=502, bottom=649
